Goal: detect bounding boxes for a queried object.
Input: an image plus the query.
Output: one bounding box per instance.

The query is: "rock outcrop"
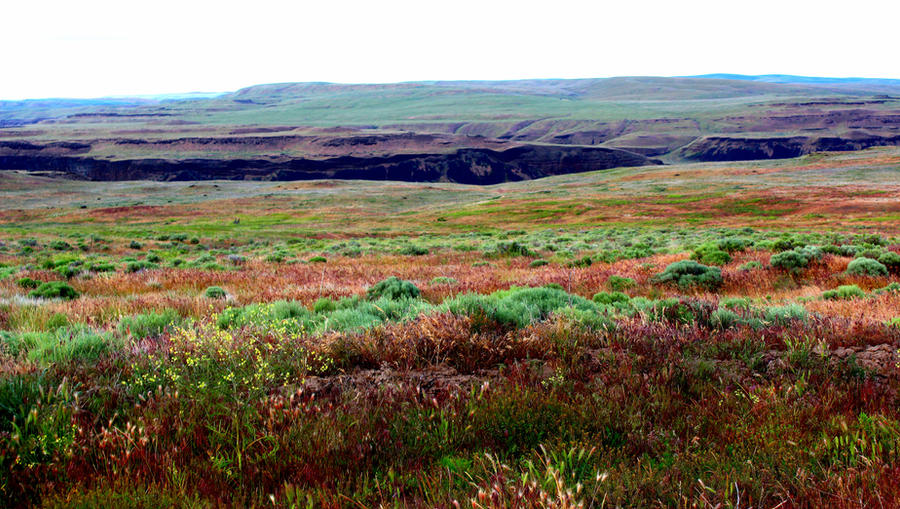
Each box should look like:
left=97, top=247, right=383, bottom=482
left=681, top=134, right=900, bottom=161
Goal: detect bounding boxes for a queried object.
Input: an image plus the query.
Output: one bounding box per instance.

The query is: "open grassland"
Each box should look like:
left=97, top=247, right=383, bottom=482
left=2, top=147, right=899, bottom=237
left=1, top=148, right=900, bottom=507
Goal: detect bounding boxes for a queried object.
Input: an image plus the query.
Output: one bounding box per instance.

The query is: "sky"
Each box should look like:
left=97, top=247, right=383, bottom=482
left=3, top=0, right=899, bottom=100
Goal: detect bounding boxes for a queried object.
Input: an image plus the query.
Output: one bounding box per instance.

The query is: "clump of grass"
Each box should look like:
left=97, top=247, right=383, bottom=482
left=738, top=260, right=763, bottom=271
left=764, top=303, right=808, bottom=325
left=3, top=326, right=118, bottom=364
left=308, top=256, right=327, bottom=263
left=430, top=276, right=458, bottom=285
left=721, top=297, right=752, bottom=311
left=822, top=285, right=866, bottom=301
left=313, top=297, right=336, bottom=313
left=29, top=282, right=79, bottom=300
left=709, top=308, right=741, bottom=329
left=529, top=259, right=549, bottom=268
left=118, top=309, right=182, bottom=339
left=46, top=313, right=69, bottom=330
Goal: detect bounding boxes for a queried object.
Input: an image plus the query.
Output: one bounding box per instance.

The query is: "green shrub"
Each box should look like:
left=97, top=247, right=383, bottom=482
left=529, top=259, right=549, bottom=268
left=484, top=241, right=537, bottom=258
left=265, top=252, right=286, bottom=263
left=54, top=264, right=79, bottom=279
left=592, top=291, right=631, bottom=306
left=822, top=285, right=866, bottom=300
left=29, top=282, right=79, bottom=300
left=227, top=254, right=247, bottom=265
left=204, top=286, right=227, bottom=299
left=399, top=244, right=430, bottom=256
left=718, top=237, right=751, bottom=252
left=606, top=275, right=636, bottom=291
left=567, top=256, right=593, bottom=268
left=88, top=261, right=116, bottom=272
left=652, top=260, right=723, bottom=290
left=118, top=309, right=181, bottom=339
left=308, top=256, right=327, bottom=263
left=823, top=244, right=858, bottom=257
left=692, top=243, right=732, bottom=266
left=877, top=251, right=900, bottom=273
left=443, top=286, right=598, bottom=328
left=146, top=253, right=162, bottom=263
left=128, top=240, right=143, bottom=250
left=0, top=266, right=15, bottom=280
left=856, top=248, right=884, bottom=260
left=770, top=246, right=822, bottom=270
left=875, top=282, right=900, bottom=295
left=16, top=277, right=40, bottom=289
left=49, top=240, right=71, bottom=251
left=366, top=277, right=420, bottom=301
left=846, top=258, right=888, bottom=277
left=125, top=261, right=158, bottom=273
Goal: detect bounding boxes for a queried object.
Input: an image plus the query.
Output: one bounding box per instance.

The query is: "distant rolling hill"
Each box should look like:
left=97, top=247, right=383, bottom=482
left=1, top=75, right=899, bottom=183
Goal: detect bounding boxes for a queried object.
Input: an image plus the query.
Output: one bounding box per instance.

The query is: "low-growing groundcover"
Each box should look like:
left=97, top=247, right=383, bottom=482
left=1, top=225, right=900, bottom=507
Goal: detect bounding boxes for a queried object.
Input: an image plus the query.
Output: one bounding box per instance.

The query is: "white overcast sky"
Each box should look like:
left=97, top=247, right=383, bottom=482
left=2, top=0, right=899, bottom=100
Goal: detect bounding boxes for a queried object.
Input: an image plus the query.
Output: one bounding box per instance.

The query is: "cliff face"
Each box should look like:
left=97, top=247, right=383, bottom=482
left=0, top=143, right=659, bottom=184
left=681, top=135, right=900, bottom=161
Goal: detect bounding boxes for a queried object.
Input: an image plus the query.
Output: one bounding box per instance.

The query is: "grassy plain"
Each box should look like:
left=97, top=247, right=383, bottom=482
left=1, top=148, right=900, bottom=507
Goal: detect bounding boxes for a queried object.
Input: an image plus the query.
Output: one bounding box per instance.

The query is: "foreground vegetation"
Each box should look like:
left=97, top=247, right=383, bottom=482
left=2, top=150, right=900, bottom=507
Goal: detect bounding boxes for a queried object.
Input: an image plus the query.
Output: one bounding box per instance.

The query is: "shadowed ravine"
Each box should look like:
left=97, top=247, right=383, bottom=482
left=0, top=143, right=660, bottom=184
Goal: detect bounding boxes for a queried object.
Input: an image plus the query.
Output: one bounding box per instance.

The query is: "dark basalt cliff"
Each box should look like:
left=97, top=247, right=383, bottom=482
left=0, top=143, right=659, bottom=185
left=682, top=134, right=900, bottom=161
